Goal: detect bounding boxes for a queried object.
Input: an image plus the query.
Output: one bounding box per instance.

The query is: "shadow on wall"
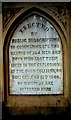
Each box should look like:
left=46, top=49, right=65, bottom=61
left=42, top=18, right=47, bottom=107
left=2, top=102, right=71, bottom=120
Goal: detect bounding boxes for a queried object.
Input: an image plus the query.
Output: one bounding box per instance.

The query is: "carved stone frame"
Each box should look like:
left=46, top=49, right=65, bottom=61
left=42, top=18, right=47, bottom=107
left=3, top=6, right=68, bottom=115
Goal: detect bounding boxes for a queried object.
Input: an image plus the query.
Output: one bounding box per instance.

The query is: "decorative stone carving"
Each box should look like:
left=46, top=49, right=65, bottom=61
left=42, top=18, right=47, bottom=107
left=3, top=7, right=24, bottom=28
left=3, top=3, right=68, bottom=30
left=42, top=4, right=67, bottom=29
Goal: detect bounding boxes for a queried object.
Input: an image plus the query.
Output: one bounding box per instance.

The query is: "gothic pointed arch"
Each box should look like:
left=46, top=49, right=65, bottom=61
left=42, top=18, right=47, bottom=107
left=3, top=5, right=68, bottom=110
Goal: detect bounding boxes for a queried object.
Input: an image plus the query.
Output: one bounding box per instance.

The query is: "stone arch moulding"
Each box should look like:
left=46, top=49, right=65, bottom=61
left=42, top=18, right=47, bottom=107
left=3, top=6, right=68, bottom=112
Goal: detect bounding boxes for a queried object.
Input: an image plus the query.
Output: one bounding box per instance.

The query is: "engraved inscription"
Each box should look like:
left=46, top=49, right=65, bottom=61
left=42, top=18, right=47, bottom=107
left=9, top=15, right=63, bottom=95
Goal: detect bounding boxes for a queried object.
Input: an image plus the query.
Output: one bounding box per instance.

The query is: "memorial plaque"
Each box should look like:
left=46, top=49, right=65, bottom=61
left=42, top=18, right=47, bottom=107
left=9, top=15, right=63, bottom=95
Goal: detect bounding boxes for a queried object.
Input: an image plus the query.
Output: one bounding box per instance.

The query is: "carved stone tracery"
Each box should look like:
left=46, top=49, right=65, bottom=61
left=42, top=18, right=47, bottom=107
left=42, top=4, right=67, bottom=29
left=3, top=7, right=24, bottom=28
left=3, top=3, right=68, bottom=30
